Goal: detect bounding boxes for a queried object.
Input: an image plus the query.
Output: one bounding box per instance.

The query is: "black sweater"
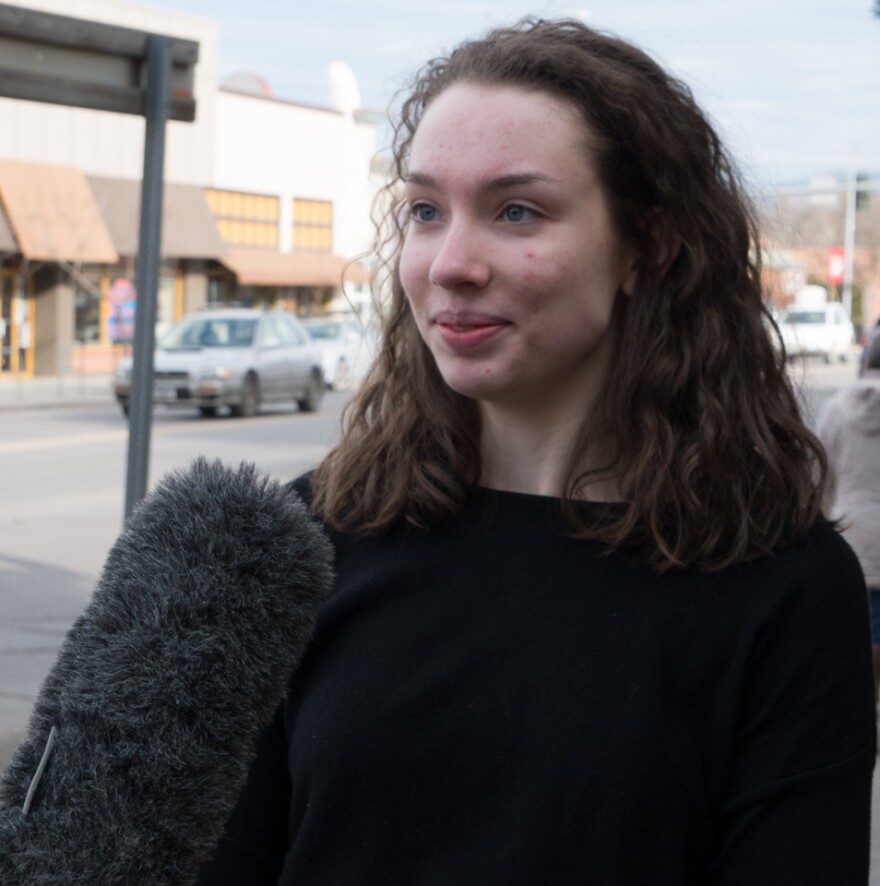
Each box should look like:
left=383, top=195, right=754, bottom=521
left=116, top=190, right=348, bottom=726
left=199, top=487, right=876, bottom=885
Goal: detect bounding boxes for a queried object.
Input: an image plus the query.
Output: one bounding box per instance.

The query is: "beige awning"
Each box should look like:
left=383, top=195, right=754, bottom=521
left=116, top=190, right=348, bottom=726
left=220, top=246, right=370, bottom=287
left=0, top=160, right=117, bottom=263
left=0, top=200, right=16, bottom=253
left=88, top=176, right=226, bottom=259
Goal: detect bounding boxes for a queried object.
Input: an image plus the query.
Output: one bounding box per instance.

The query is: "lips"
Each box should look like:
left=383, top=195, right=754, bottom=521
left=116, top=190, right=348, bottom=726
left=433, top=311, right=510, bottom=350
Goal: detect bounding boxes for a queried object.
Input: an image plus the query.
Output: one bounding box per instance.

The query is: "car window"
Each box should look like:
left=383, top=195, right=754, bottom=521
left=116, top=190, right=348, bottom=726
left=787, top=311, right=825, bottom=325
left=161, top=317, right=256, bottom=348
left=228, top=320, right=257, bottom=346
left=282, top=316, right=309, bottom=345
left=305, top=322, right=342, bottom=340
left=259, top=318, right=283, bottom=349
left=272, top=316, right=298, bottom=346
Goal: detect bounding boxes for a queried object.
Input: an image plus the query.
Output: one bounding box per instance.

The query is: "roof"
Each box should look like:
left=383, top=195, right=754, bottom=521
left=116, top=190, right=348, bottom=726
left=219, top=246, right=370, bottom=288
left=0, top=159, right=117, bottom=263
left=88, top=176, right=226, bottom=260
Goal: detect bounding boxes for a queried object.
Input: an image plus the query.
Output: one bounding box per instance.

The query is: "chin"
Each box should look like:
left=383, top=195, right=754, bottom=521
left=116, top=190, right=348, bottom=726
left=439, top=370, right=511, bottom=405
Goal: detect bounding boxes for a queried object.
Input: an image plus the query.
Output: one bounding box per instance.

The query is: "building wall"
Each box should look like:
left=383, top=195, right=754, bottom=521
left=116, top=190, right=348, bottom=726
left=181, top=260, right=209, bottom=314
left=213, top=91, right=377, bottom=259
left=2, top=0, right=379, bottom=259
left=1, top=0, right=219, bottom=185
left=0, top=0, right=381, bottom=376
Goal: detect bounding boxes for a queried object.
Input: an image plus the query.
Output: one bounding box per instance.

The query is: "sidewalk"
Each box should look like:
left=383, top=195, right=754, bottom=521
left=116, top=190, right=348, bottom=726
left=0, top=373, right=115, bottom=411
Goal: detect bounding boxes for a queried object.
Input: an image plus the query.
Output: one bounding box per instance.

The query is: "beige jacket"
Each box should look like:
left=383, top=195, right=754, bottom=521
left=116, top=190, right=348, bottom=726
left=817, top=374, right=880, bottom=588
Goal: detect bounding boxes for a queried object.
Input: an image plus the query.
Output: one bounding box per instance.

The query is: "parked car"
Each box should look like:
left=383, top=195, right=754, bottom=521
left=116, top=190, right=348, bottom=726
left=114, top=308, right=324, bottom=418
left=302, top=314, right=378, bottom=390
left=778, top=301, right=854, bottom=363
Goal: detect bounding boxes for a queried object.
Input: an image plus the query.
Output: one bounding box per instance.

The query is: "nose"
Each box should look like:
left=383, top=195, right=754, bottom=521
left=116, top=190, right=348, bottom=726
left=428, top=221, right=491, bottom=291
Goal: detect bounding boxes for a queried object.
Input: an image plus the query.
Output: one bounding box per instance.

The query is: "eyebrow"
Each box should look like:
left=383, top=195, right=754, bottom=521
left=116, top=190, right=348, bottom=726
left=405, top=171, right=560, bottom=191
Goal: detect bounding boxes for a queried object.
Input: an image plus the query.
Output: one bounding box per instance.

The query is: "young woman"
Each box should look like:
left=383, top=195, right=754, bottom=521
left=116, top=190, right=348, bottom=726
left=199, top=18, right=876, bottom=885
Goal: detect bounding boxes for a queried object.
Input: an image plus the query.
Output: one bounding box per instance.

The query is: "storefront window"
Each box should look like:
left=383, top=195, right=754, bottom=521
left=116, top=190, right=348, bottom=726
left=1, top=266, right=33, bottom=375
left=102, top=259, right=180, bottom=344
left=1, top=274, right=12, bottom=371
left=106, top=273, right=136, bottom=343
left=74, top=265, right=105, bottom=344
left=156, top=272, right=178, bottom=340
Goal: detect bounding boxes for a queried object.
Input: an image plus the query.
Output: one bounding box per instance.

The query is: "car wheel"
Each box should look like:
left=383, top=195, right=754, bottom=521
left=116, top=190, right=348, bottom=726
left=297, top=370, right=324, bottom=413
left=333, top=357, right=352, bottom=390
left=230, top=374, right=260, bottom=418
left=199, top=405, right=219, bottom=418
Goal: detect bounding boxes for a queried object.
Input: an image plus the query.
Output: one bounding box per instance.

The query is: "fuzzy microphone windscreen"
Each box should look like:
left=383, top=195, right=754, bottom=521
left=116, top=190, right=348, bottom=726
left=0, top=458, right=334, bottom=886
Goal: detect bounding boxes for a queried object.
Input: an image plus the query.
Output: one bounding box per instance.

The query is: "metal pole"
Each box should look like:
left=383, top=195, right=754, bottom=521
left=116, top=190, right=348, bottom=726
left=124, top=35, right=171, bottom=521
left=842, top=164, right=857, bottom=320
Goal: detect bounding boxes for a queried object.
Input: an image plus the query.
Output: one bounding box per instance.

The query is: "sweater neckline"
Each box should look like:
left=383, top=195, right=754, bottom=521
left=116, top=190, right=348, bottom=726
left=472, top=485, right=625, bottom=511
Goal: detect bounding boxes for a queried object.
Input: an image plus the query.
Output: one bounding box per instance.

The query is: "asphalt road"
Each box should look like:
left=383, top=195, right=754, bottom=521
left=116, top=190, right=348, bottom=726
left=1, top=359, right=877, bottom=877
left=0, top=393, right=351, bottom=764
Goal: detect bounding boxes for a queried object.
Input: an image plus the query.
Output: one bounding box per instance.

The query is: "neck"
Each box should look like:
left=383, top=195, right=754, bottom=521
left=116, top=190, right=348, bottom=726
left=478, top=400, right=619, bottom=501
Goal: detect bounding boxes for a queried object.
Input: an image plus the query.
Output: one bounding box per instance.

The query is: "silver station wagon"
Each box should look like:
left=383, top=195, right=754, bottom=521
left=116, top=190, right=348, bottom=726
left=114, top=308, right=325, bottom=418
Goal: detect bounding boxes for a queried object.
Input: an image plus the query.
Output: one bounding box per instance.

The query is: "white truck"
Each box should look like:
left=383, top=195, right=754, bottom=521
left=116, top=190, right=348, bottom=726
left=779, top=286, right=854, bottom=363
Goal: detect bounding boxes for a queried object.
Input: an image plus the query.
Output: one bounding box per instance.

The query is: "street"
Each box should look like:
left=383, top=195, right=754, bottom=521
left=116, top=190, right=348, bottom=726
left=0, top=392, right=351, bottom=765
left=1, top=359, right=877, bottom=878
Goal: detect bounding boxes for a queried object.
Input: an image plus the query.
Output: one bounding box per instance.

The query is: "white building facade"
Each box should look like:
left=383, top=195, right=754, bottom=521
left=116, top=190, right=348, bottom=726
left=0, top=0, right=379, bottom=375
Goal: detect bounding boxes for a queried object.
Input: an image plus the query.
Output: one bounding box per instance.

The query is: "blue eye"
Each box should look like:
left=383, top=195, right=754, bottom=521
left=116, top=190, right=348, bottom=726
left=503, top=204, right=535, bottom=222
left=412, top=203, right=438, bottom=223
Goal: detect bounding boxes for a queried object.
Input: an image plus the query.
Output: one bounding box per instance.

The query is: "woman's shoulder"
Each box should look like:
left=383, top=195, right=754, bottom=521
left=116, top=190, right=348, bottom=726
left=775, top=516, right=861, bottom=573
left=741, top=517, right=867, bottom=616
left=286, top=472, right=315, bottom=506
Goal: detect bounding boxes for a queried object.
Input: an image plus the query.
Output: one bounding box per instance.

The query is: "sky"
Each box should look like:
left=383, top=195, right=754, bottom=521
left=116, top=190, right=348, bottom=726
left=155, top=0, right=880, bottom=192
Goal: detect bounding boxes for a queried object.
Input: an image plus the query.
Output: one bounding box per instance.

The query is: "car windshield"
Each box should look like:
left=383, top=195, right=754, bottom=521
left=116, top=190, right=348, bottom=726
left=305, top=322, right=347, bottom=340
left=786, top=311, right=825, bottom=325
left=160, top=317, right=257, bottom=349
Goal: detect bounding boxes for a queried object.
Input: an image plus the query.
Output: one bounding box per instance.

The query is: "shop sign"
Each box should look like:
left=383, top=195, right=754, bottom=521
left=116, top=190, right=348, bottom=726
left=826, top=247, right=845, bottom=286
left=107, top=277, right=136, bottom=343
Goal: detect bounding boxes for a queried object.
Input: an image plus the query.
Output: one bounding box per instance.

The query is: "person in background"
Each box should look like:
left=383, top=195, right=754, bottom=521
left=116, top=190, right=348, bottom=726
left=199, top=17, right=876, bottom=885
left=859, top=316, right=880, bottom=376
left=819, top=333, right=880, bottom=703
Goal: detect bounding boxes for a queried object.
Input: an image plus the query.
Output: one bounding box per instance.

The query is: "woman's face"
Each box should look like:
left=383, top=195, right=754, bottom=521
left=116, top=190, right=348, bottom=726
left=399, top=83, right=638, bottom=415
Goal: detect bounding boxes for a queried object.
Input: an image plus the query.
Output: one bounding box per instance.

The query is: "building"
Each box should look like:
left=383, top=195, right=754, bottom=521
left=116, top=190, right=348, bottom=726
left=759, top=185, right=880, bottom=336
left=0, top=0, right=380, bottom=377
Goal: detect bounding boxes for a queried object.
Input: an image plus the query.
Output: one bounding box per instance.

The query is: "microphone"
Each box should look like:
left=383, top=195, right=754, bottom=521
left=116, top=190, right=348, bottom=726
left=0, top=458, right=333, bottom=885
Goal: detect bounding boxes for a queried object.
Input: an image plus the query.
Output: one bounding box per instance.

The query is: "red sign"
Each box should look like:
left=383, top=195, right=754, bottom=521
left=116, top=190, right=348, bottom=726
left=826, top=247, right=845, bottom=285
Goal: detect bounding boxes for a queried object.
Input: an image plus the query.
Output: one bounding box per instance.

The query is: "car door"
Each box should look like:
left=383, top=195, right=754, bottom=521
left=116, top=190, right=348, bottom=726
left=256, top=316, right=288, bottom=400
left=278, top=314, right=314, bottom=393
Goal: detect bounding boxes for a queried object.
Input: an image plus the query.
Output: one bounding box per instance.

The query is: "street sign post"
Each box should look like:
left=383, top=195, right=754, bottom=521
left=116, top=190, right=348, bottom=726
left=0, top=3, right=198, bottom=521
left=0, top=4, right=196, bottom=120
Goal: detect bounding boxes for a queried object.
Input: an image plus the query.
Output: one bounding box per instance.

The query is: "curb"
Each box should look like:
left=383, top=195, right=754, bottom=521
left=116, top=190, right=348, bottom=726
left=0, top=375, right=115, bottom=412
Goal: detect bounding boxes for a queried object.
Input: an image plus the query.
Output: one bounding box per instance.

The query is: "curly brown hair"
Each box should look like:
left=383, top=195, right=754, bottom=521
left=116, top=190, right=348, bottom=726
left=311, top=17, right=827, bottom=571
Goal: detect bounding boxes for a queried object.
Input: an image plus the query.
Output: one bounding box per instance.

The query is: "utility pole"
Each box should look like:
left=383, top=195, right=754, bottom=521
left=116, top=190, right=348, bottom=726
left=842, top=165, right=857, bottom=319
left=124, top=35, right=171, bottom=521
